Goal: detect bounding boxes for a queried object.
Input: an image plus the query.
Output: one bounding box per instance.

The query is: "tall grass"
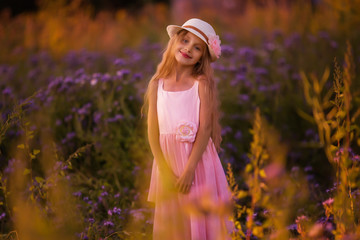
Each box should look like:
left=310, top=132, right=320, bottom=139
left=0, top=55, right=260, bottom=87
left=226, top=41, right=359, bottom=239
left=300, top=42, right=360, bottom=239
left=227, top=108, right=308, bottom=239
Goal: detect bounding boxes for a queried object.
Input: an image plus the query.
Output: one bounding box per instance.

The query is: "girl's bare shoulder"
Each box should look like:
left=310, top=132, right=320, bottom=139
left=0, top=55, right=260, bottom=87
left=148, top=79, right=159, bottom=92
left=196, top=75, right=210, bottom=94
left=196, top=74, right=207, bottom=82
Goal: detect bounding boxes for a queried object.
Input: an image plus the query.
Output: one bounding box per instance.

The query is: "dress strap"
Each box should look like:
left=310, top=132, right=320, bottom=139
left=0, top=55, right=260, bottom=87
left=158, top=79, right=163, bottom=93
left=194, top=80, right=199, bottom=97
left=194, top=80, right=199, bottom=90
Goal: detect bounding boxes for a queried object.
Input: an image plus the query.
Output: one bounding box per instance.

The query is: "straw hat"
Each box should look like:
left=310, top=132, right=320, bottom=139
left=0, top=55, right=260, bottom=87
left=166, top=18, right=221, bottom=62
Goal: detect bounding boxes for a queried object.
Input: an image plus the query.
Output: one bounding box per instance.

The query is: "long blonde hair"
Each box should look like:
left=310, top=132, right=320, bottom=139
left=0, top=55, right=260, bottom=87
left=142, top=30, right=222, bottom=152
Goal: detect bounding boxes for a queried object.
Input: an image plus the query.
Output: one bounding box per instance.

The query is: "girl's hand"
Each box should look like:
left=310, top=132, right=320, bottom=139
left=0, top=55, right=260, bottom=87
left=159, top=166, right=178, bottom=192
left=176, top=167, right=195, bottom=194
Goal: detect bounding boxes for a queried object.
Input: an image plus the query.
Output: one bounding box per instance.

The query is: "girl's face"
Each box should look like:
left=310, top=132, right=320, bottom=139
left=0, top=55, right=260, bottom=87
left=174, top=31, right=206, bottom=67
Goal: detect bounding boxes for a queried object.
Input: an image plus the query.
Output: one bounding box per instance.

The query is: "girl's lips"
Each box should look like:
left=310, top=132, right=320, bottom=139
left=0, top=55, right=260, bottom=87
left=180, top=51, right=191, bottom=59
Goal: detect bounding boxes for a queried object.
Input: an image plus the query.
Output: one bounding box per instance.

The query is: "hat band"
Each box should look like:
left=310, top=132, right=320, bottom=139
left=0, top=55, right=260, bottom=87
left=183, top=25, right=209, bottom=43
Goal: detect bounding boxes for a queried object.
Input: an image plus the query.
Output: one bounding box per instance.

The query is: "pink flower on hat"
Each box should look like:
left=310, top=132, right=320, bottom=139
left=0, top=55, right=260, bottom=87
left=176, top=121, right=197, bottom=142
left=208, top=34, right=221, bottom=58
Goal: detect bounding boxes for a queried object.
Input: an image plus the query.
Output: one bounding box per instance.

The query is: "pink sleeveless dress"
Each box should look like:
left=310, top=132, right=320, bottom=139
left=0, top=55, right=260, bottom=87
left=148, top=79, right=234, bottom=240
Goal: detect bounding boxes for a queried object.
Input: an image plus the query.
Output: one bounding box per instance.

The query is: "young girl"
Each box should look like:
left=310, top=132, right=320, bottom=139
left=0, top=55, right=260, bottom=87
left=144, top=18, right=234, bottom=239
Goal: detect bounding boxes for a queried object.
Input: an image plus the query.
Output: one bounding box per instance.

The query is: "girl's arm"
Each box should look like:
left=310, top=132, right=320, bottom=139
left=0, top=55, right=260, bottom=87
left=147, top=80, right=178, bottom=190
left=176, top=79, right=212, bottom=194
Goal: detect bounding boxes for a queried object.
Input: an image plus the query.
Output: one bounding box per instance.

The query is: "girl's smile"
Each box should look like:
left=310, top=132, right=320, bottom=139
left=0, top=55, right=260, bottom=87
left=174, top=32, right=205, bottom=66
left=180, top=50, right=192, bottom=59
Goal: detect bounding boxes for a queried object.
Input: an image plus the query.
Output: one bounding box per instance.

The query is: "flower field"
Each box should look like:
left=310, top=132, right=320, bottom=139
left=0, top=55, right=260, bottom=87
left=1, top=1, right=360, bottom=239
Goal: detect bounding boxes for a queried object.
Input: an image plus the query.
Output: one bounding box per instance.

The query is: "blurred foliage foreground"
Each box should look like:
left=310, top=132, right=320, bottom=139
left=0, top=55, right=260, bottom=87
left=1, top=1, right=360, bottom=240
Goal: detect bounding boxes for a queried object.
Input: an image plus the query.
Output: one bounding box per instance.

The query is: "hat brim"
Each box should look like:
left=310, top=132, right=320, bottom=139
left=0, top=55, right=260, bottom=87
left=166, top=25, right=218, bottom=62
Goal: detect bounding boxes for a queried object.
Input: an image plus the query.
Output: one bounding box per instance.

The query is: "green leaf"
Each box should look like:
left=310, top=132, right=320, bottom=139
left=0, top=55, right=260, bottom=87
left=259, top=169, right=266, bottom=178
left=35, top=177, right=45, bottom=183
left=332, top=128, right=346, bottom=142
left=329, top=144, right=338, bottom=153
left=33, top=149, right=40, bottom=155
left=336, top=110, right=346, bottom=119
left=296, top=108, right=315, bottom=124
left=245, top=164, right=253, bottom=173
left=17, top=144, right=25, bottom=149
left=237, top=190, right=248, bottom=199
left=23, top=168, right=31, bottom=175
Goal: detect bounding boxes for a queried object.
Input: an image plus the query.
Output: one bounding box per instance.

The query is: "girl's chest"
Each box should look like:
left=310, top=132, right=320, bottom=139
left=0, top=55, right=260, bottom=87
left=162, top=79, right=196, bottom=92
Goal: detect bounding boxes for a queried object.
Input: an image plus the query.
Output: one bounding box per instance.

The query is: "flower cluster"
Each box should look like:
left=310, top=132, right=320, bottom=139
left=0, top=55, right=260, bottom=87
left=208, top=34, right=221, bottom=58
left=176, top=121, right=197, bottom=142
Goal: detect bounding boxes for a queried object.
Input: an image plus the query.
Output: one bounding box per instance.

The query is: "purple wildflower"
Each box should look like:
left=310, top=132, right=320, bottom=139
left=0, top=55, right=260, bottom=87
left=258, top=85, right=268, bottom=92
left=116, top=69, right=130, bottom=78
left=304, top=166, right=313, bottom=172
left=103, top=220, right=114, bottom=227
left=93, top=112, right=102, bottom=124
left=53, top=161, right=62, bottom=170
left=133, top=73, right=142, bottom=81
left=132, top=166, right=140, bottom=175
left=116, top=85, right=123, bottom=92
left=221, top=45, right=234, bottom=56
left=130, top=209, right=144, bottom=222
left=221, top=126, right=232, bottom=136
left=55, top=119, right=62, bottom=126
left=2, top=87, right=12, bottom=95
left=254, top=67, right=268, bottom=75
left=238, top=94, right=249, bottom=103
left=230, top=73, right=246, bottom=86
left=284, top=32, right=300, bottom=48
left=234, top=131, right=242, bottom=140
left=77, top=103, right=92, bottom=115
left=238, top=47, right=255, bottom=63
left=74, top=68, right=85, bottom=77
left=114, top=58, right=125, bottom=66
left=73, top=191, right=82, bottom=197
left=101, top=73, right=111, bottom=82
left=330, top=40, right=338, bottom=48
left=264, top=42, right=276, bottom=51
left=4, top=158, right=18, bottom=174
left=318, top=31, right=330, bottom=40
left=107, top=114, right=124, bottom=123
left=112, top=207, right=121, bottom=215
left=64, top=114, right=73, bottom=122
left=66, top=132, right=76, bottom=140
left=225, top=143, right=238, bottom=152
